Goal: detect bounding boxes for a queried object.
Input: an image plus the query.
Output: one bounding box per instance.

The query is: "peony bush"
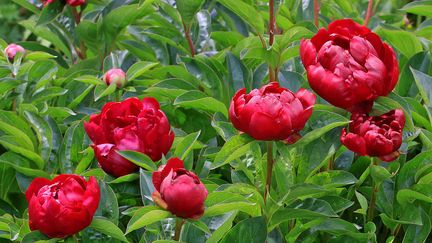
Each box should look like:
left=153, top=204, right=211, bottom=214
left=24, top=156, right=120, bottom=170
left=0, top=0, right=431, bottom=242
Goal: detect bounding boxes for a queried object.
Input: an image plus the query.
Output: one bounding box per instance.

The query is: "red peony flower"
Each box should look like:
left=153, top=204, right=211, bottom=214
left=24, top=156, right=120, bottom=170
left=84, top=97, right=174, bottom=177
left=152, top=158, right=208, bottom=219
left=26, top=174, right=100, bottom=238
left=341, top=109, right=405, bottom=162
left=300, top=19, right=399, bottom=113
left=229, top=82, right=316, bottom=141
left=103, top=68, right=127, bottom=88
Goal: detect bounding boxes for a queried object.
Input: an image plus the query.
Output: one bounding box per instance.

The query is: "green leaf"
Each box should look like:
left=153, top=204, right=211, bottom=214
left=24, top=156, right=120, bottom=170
left=376, top=28, right=423, bottom=58
left=75, top=147, right=94, bottom=174
left=74, top=75, right=104, bottom=85
left=108, top=174, right=140, bottom=184
left=401, top=0, right=432, bottom=17
left=292, top=121, right=349, bottom=148
left=21, top=231, right=57, bottom=243
left=126, top=61, right=158, bottom=81
left=217, top=0, right=265, bottom=34
left=307, top=171, right=358, bottom=188
left=174, top=131, right=201, bottom=163
left=0, top=136, right=44, bottom=169
left=37, top=1, right=63, bottom=25
left=126, top=209, right=171, bottom=234
left=117, top=150, right=157, bottom=171
left=403, top=209, right=431, bottom=243
left=269, top=207, right=337, bottom=230
left=25, top=51, right=57, bottom=61
left=12, top=0, right=39, bottom=14
left=206, top=212, right=238, bottom=243
left=174, top=91, right=228, bottom=117
left=411, top=68, right=432, bottom=106
left=23, top=111, right=53, bottom=163
left=371, top=165, right=392, bottom=185
left=211, top=134, right=255, bottom=169
left=0, top=157, right=50, bottom=179
left=397, top=189, right=432, bottom=206
left=355, top=191, right=368, bottom=216
left=103, top=4, right=153, bottom=43
left=176, top=0, right=205, bottom=29
left=94, top=83, right=117, bottom=101
left=32, top=87, right=68, bottom=104
left=204, top=201, right=257, bottom=217
left=0, top=79, right=20, bottom=94
left=89, top=217, right=129, bottom=242
left=220, top=217, right=266, bottom=243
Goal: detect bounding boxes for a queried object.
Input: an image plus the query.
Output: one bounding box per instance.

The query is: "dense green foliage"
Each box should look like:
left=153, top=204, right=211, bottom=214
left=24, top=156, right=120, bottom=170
left=1, top=0, right=432, bottom=242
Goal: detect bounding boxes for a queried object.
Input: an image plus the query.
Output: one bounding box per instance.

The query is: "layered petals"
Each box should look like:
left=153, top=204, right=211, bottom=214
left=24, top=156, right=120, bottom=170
left=84, top=97, right=174, bottom=177
left=152, top=158, right=208, bottom=219
left=340, top=109, right=405, bottom=162
left=229, top=82, right=316, bottom=141
left=26, top=174, right=100, bottom=238
left=300, top=19, right=399, bottom=113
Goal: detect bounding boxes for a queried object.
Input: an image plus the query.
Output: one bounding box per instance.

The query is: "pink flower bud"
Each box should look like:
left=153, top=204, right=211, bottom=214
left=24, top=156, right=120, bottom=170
left=103, top=68, right=127, bottom=88
left=4, top=44, right=25, bottom=62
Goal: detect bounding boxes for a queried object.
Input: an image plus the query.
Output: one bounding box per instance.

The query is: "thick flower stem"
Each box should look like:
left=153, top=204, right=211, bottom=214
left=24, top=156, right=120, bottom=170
left=314, top=0, right=320, bottom=27
left=183, top=23, right=196, bottom=57
left=173, top=218, right=185, bottom=241
left=264, top=141, right=275, bottom=204
left=367, top=157, right=378, bottom=221
left=364, top=0, right=373, bottom=26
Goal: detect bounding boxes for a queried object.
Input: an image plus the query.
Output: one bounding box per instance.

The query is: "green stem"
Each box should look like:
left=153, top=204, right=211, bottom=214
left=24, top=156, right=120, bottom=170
left=367, top=157, right=379, bottom=221
left=264, top=141, right=275, bottom=204
left=173, top=218, right=185, bottom=241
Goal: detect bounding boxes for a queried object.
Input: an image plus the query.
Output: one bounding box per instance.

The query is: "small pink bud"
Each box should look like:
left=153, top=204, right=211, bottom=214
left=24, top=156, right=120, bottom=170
left=4, top=44, right=25, bottom=62
left=103, top=68, right=127, bottom=88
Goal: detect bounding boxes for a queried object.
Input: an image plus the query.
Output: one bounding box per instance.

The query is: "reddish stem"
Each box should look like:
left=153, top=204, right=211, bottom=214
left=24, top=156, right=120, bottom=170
left=268, top=0, right=277, bottom=82
left=314, top=0, right=320, bottom=27
left=364, top=0, right=373, bottom=26
left=72, top=8, right=81, bottom=24
left=269, top=0, right=275, bottom=46
left=183, top=23, right=196, bottom=57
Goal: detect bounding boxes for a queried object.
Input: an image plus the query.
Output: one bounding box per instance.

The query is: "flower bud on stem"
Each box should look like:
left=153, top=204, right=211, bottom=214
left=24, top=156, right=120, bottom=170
left=264, top=141, right=275, bottom=204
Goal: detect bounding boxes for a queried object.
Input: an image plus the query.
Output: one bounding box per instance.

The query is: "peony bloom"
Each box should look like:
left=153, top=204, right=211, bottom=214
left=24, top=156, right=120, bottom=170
left=300, top=19, right=399, bottom=113
left=103, top=68, right=127, bottom=88
left=84, top=97, right=174, bottom=177
left=4, top=44, right=25, bottom=62
left=26, top=174, right=100, bottom=238
left=229, top=82, right=316, bottom=141
left=341, top=109, right=405, bottom=162
left=152, top=158, right=208, bottom=219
